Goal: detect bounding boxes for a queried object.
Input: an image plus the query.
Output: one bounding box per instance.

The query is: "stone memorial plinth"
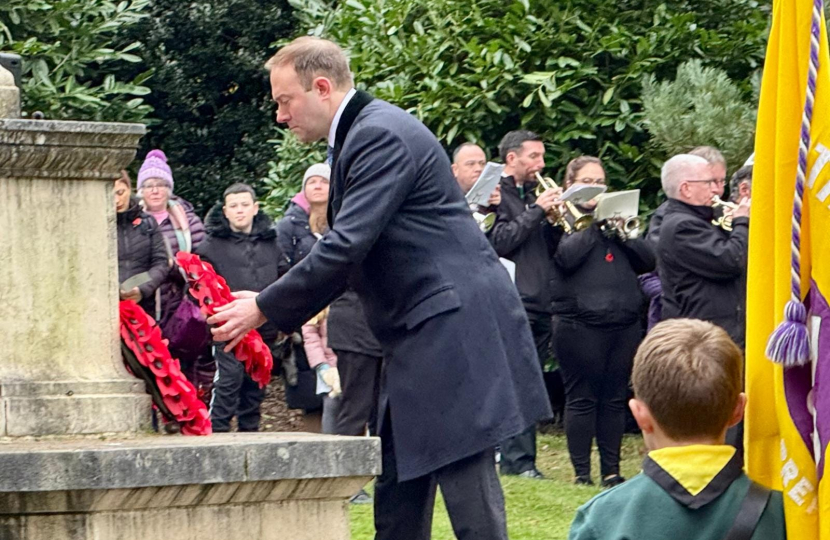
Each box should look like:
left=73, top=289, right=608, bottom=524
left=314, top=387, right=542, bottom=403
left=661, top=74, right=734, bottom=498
left=0, top=433, right=379, bottom=540
left=0, top=72, right=380, bottom=540
left=0, top=118, right=151, bottom=436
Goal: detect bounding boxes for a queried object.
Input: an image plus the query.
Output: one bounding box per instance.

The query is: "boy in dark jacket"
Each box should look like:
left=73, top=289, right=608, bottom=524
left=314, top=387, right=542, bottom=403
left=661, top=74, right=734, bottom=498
left=196, top=183, right=282, bottom=432
left=568, top=319, right=785, bottom=540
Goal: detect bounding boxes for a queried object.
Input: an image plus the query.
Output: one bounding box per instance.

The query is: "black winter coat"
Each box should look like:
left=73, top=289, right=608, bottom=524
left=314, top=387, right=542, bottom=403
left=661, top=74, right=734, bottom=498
left=256, top=93, right=551, bottom=481
left=275, top=203, right=317, bottom=277
left=196, top=204, right=282, bottom=341
left=550, top=215, right=655, bottom=328
left=490, top=175, right=563, bottom=314
left=657, top=199, right=748, bottom=347
left=116, top=199, right=169, bottom=315
left=327, top=289, right=383, bottom=357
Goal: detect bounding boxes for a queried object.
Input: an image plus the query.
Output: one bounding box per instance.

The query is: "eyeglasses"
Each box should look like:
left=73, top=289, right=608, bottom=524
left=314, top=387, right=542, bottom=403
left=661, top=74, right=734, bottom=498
left=575, top=177, right=606, bottom=185
left=685, top=178, right=725, bottom=188
left=143, top=182, right=169, bottom=191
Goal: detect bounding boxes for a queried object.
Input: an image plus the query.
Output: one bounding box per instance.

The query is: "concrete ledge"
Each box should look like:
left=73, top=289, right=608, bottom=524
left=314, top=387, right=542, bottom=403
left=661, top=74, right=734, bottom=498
left=0, top=433, right=381, bottom=492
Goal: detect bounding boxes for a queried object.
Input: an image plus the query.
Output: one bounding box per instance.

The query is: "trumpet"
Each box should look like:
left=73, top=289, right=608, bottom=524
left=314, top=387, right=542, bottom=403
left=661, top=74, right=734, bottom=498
left=600, top=215, right=642, bottom=240
left=534, top=173, right=593, bottom=233
left=472, top=207, right=496, bottom=233
left=711, top=196, right=738, bottom=232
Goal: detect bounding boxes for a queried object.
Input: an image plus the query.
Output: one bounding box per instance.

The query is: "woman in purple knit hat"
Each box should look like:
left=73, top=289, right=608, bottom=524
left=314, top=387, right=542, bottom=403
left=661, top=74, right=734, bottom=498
left=137, top=149, right=213, bottom=407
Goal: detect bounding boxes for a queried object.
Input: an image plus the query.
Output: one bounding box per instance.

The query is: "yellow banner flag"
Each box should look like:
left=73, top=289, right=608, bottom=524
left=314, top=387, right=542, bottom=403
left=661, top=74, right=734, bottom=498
left=746, top=0, right=830, bottom=537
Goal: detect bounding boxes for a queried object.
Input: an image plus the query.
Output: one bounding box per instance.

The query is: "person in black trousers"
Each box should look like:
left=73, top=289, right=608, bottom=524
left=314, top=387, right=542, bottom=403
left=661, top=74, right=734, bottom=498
left=489, top=130, right=564, bottom=479
left=550, top=156, right=655, bottom=487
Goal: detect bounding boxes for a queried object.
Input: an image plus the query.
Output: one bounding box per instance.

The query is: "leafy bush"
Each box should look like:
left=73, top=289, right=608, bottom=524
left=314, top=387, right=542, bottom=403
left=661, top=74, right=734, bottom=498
left=641, top=59, right=757, bottom=173
left=112, top=0, right=296, bottom=215
left=260, top=0, right=769, bottom=215
left=0, top=0, right=153, bottom=122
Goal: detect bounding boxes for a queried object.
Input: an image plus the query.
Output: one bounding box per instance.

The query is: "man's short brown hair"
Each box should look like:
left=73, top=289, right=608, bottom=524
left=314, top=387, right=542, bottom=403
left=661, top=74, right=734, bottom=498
left=264, top=36, right=353, bottom=91
left=632, top=319, right=743, bottom=440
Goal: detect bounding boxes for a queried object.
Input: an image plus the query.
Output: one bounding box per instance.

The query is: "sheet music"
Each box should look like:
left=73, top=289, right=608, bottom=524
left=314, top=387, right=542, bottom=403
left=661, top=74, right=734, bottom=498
left=465, top=162, right=504, bottom=207
left=595, top=189, right=640, bottom=221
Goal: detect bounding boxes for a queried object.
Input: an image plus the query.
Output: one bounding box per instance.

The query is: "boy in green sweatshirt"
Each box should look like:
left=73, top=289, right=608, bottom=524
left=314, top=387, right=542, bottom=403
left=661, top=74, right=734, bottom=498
left=568, top=318, right=785, bottom=540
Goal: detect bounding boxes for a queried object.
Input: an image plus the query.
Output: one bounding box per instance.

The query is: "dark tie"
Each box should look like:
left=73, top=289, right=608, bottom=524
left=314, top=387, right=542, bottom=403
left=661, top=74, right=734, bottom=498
left=327, top=145, right=334, bottom=166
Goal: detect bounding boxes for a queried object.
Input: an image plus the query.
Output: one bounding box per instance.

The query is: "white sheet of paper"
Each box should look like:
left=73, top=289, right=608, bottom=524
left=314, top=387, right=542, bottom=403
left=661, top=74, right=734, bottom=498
left=500, top=258, right=516, bottom=283
left=561, top=184, right=606, bottom=205
left=465, top=162, right=505, bottom=207
left=595, top=189, right=640, bottom=221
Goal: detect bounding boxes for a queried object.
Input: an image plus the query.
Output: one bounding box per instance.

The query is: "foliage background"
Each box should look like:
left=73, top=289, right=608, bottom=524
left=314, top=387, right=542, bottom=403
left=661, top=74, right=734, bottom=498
left=111, top=0, right=295, bottom=214
left=261, top=0, right=770, bottom=217
left=0, top=0, right=153, bottom=123
left=2, top=0, right=771, bottom=217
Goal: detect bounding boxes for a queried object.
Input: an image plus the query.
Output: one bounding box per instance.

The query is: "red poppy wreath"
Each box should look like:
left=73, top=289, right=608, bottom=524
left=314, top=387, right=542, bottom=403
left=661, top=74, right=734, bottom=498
left=119, top=300, right=212, bottom=436
left=175, top=252, right=273, bottom=388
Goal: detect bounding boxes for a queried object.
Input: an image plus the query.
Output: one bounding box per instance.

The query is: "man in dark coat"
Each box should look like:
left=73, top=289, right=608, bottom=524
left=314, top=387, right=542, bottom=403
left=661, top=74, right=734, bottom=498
left=656, top=154, right=750, bottom=348
left=196, top=183, right=281, bottom=432
left=209, top=37, right=551, bottom=540
left=489, top=130, right=563, bottom=478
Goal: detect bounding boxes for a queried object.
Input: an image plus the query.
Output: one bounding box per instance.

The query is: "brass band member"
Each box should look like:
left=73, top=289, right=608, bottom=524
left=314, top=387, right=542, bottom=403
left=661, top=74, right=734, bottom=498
left=549, top=156, right=655, bottom=487
left=490, top=130, right=563, bottom=479
left=452, top=142, right=501, bottom=232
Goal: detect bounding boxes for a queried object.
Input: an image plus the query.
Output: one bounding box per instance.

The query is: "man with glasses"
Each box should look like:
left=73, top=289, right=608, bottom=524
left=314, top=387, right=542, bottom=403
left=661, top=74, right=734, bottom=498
left=655, top=153, right=750, bottom=348
left=647, top=146, right=727, bottom=244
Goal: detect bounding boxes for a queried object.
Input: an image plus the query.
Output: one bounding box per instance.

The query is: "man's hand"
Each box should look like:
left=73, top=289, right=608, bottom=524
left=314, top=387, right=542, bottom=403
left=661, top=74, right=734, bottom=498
left=120, top=287, right=142, bottom=302
left=732, top=197, right=750, bottom=219
left=317, top=365, right=342, bottom=398
left=207, top=291, right=267, bottom=352
left=535, top=187, right=563, bottom=212
left=487, top=185, right=502, bottom=207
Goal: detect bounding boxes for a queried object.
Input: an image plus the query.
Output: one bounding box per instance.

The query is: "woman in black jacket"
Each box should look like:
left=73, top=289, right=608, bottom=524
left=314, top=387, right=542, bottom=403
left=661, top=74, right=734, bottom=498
left=114, top=172, right=169, bottom=317
left=550, top=156, right=655, bottom=487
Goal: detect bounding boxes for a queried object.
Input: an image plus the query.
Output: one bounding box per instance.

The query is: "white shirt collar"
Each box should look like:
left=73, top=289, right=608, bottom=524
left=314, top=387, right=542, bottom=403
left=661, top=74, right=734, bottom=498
left=328, top=88, right=357, bottom=147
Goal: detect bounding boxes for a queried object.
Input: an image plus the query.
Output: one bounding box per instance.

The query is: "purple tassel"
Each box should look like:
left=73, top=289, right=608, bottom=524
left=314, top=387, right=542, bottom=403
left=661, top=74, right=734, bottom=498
left=766, top=300, right=811, bottom=366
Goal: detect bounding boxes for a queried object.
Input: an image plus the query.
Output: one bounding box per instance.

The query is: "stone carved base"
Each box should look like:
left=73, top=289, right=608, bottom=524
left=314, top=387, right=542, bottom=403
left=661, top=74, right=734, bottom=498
left=0, top=381, right=152, bottom=437
left=0, top=433, right=380, bottom=540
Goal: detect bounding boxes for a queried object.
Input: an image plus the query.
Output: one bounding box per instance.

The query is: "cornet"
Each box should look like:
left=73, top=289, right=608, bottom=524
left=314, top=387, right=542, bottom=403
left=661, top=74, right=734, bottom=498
left=534, top=173, right=593, bottom=233
left=711, top=196, right=738, bottom=232
left=600, top=215, right=641, bottom=240
left=472, top=207, right=496, bottom=233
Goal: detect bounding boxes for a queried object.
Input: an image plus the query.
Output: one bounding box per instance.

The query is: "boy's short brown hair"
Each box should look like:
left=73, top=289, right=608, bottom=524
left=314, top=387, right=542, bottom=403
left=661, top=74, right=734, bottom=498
left=632, top=319, right=743, bottom=440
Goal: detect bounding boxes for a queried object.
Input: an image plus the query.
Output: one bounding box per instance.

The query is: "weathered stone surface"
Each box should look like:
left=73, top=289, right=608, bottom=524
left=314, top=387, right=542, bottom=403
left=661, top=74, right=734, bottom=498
left=2, top=390, right=151, bottom=437
left=0, top=65, right=20, bottom=119
left=0, top=433, right=381, bottom=493
left=0, top=118, right=151, bottom=436
left=0, top=498, right=353, bottom=540
left=0, top=119, right=144, bottom=179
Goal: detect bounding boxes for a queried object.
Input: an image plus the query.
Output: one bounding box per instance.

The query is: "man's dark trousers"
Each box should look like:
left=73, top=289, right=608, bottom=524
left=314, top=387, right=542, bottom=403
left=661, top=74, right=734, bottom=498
left=333, top=349, right=382, bottom=436
left=374, top=412, right=507, bottom=540
left=498, top=310, right=551, bottom=475
left=210, top=347, right=265, bottom=432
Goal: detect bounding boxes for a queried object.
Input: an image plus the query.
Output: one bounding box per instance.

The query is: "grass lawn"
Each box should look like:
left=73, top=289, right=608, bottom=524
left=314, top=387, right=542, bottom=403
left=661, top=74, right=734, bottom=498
left=350, top=433, right=645, bottom=540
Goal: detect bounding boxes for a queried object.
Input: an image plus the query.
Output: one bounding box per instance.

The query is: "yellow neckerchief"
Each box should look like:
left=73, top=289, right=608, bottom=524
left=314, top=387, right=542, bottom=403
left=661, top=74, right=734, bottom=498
left=644, top=445, right=741, bottom=509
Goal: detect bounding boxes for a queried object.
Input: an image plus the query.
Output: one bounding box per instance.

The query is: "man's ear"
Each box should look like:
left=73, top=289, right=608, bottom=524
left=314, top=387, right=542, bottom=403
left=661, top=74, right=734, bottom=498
left=253, top=201, right=260, bottom=216
left=629, top=398, right=656, bottom=434
left=451, top=162, right=459, bottom=176
left=312, top=76, right=333, bottom=99
left=728, top=392, right=747, bottom=428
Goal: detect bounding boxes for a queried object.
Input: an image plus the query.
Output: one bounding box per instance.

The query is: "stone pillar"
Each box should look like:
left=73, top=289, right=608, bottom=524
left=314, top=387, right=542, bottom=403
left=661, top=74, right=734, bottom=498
left=0, top=118, right=151, bottom=436
left=0, top=63, right=20, bottom=118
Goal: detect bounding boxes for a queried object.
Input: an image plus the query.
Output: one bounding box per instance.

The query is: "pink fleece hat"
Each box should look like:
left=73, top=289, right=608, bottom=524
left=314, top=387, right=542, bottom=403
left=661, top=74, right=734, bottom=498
left=137, top=149, right=174, bottom=191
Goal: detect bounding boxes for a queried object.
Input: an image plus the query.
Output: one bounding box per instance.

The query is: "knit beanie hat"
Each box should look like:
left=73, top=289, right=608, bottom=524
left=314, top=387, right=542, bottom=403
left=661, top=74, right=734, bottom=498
left=302, top=163, right=331, bottom=191
left=137, top=149, right=174, bottom=191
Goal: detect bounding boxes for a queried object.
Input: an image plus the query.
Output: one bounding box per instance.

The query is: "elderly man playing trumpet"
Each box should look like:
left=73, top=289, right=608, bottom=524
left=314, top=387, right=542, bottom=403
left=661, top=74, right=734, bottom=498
left=656, top=153, right=750, bottom=347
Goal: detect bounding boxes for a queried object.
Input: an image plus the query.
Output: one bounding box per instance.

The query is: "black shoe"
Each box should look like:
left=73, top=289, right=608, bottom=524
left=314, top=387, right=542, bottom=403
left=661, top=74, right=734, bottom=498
left=349, top=489, right=373, bottom=505
left=517, top=468, right=546, bottom=480
left=575, top=475, right=594, bottom=486
left=601, top=474, right=625, bottom=488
